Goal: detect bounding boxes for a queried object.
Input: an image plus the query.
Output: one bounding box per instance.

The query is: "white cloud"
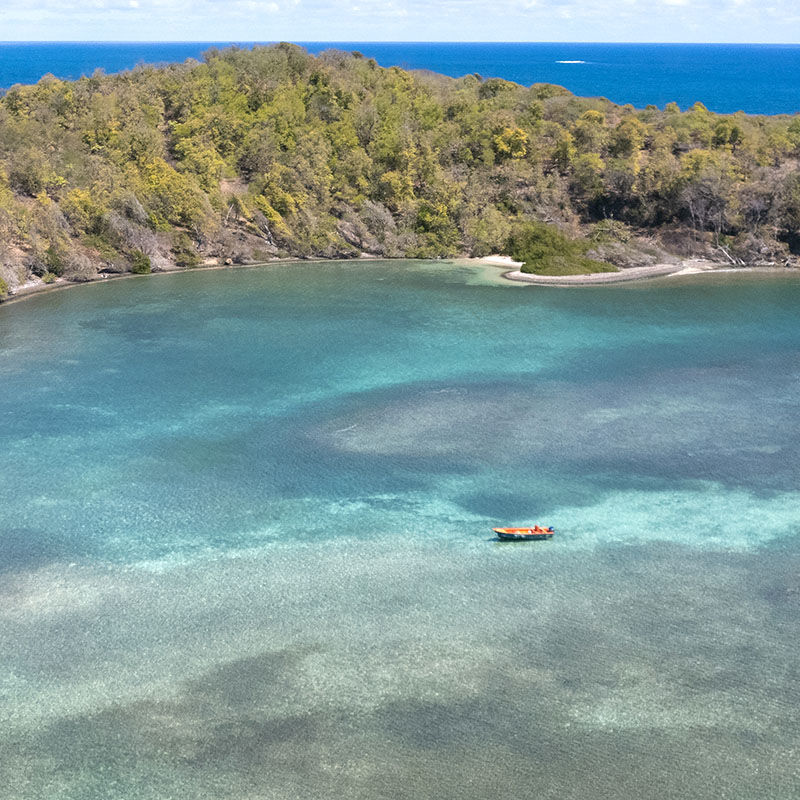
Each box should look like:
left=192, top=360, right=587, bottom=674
left=1, top=0, right=800, bottom=42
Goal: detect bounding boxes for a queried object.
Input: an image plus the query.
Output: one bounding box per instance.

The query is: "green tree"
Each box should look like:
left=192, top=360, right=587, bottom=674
left=130, top=249, right=152, bottom=273
left=508, top=221, right=616, bottom=276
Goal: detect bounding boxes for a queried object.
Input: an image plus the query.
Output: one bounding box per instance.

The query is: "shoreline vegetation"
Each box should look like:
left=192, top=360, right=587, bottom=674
left=3, top=42, right=800, bottom=302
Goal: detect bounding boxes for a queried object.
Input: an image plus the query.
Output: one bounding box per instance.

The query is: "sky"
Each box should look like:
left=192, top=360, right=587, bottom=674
left=1, top=0, right=799, bottom=43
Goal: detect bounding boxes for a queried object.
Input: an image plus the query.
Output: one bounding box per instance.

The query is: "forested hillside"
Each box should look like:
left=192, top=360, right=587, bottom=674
left=2, top=43, right=800, bottom=297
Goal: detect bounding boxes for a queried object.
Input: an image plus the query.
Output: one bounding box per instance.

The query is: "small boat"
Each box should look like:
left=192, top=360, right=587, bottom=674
left=493, top=526, right=554, bottom=541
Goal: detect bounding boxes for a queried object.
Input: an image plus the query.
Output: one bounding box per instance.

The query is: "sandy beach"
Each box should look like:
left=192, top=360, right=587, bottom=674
left=499, top=261, right=799, bottom=285
left=502, top=263, right=691, bottom=284
left=478, top=255, right=525, bottom=268
left=475, top=256, right=719, bottom=285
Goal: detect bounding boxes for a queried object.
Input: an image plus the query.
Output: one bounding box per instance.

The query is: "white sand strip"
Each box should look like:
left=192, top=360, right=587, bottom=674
left=503, top=263, right=685, bottom=285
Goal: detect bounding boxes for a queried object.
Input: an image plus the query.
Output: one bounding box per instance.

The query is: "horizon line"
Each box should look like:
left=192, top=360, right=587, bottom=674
left=3, top=40, right=800, bottom=46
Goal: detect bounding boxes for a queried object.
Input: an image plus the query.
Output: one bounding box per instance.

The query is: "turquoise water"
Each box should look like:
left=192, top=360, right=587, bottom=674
left=1, top=261, right=799, bottom=798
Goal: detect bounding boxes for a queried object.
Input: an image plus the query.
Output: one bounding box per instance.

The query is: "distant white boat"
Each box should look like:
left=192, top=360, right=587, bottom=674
left=556, top=60, right=586, bottom=64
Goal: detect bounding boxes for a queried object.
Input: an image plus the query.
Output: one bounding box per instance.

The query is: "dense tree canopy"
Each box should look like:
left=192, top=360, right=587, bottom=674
left=1, top=43, right=799, bottom=289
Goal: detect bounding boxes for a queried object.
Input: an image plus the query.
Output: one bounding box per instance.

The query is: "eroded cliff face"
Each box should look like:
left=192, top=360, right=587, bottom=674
left=1, top=246, right=28, bottom=296
left=0, top=221, right=287, bottom=300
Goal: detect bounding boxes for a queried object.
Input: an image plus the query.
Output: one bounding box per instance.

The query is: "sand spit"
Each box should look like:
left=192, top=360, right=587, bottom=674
left=503, top=263, right=686, bottom=285
left=497, top=259, right=731, bottom=285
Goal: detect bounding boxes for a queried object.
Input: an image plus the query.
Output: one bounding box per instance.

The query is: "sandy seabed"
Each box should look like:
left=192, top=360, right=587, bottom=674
left=2, top=257, right=800, bottom=799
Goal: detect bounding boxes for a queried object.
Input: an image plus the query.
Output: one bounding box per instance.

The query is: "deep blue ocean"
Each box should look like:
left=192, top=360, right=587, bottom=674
left=1, top=41, right=799, bottom=115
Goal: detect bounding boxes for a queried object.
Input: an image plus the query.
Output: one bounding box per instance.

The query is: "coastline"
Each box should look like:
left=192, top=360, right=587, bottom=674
left=482, top=257, right=799, bottom=286
left=2, top=254, right=798, bottom=309
left=477, top=254, right=717, bottom=284
left=501, top=262, right=694, bottom=285
left=0, top=255, right=391, bottom=308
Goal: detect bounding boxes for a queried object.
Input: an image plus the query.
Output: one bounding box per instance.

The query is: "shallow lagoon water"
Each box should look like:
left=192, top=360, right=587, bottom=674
left=1, top=261, right=799, bottom=798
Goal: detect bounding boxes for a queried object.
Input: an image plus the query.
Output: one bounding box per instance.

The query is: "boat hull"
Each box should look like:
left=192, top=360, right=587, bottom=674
left=493, top=527, right=554, bottom=541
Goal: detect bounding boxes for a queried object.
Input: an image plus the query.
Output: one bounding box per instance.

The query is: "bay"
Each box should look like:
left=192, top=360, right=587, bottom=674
left=0, top=261, right=799, bottom=798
